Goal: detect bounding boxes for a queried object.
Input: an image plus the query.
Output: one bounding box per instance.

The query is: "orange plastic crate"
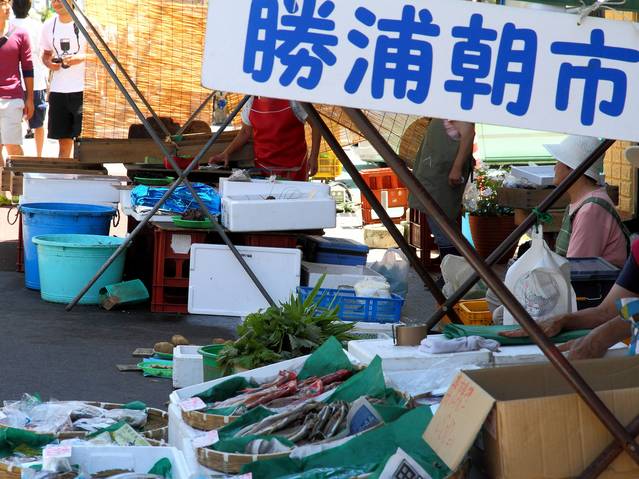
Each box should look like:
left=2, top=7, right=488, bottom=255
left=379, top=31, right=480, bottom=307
left=453, top=299, right=493, bottom=326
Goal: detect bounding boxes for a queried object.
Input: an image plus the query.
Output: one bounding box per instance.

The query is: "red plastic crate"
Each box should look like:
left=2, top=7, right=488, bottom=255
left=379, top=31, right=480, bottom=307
left=360, top=168, right=405, bottom=190
left=233, top=232, right=299, bottom=249
left=151, top=228, right=208, bottom=314
left=359, top=168, right=408, bottom=225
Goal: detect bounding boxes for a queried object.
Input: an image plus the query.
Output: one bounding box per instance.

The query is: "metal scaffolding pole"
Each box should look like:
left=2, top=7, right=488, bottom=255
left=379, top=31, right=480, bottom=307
left=301, top=103, right=460, bottom=323
left=425, top=139, right=615, bottom=330
left=343, top=107, right=639, bottom=466
left=60, top=0, right=275, bottom=310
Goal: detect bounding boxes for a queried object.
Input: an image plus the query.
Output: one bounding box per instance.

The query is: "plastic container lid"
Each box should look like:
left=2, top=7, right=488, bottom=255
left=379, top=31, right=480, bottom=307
left=307, top=235, right=369, bottom=254
left=569, top=257, right=620, bottom=281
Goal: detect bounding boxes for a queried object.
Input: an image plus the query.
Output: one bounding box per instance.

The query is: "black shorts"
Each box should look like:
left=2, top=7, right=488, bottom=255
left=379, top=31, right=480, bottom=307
left=28, top=90, right=47, bottom=130
left=48, top=91, right=83, bottom=139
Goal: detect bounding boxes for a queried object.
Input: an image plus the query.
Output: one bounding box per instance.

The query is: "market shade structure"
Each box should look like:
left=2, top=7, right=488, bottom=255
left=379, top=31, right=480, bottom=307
left=61, top=0, right=639, bottom=476
left=520, top=0, right=639, bottom=11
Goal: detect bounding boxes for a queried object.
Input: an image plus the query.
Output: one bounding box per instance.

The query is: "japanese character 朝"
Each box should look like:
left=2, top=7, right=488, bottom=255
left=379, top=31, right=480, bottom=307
left=444, top=14, right=497, bottom=110
left=243, top=0, right=338, bottom=89
left=345, top=5, right=440, bottom=103
left=551, top=29, right=639, bottom=126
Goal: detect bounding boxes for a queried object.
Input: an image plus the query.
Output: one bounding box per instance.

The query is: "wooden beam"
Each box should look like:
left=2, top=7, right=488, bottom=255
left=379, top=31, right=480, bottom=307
left=6, top=166, right=108, bottom=175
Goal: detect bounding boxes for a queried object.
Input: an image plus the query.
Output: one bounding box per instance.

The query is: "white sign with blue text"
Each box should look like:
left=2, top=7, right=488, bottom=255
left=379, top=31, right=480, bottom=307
left=202, top=0, right=639, bottom=142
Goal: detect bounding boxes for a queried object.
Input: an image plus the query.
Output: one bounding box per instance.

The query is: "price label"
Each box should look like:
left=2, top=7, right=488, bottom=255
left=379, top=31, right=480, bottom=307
left=192, top=430, right=219, bottom=448
left=43, top=446, right=72, bottom=459
left=179, top=397, right=207, bottom=412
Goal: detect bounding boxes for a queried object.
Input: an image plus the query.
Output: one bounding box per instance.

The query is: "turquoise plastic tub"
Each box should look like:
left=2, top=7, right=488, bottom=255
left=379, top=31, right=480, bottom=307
left=21, top=203, right=116, bottom=290
left=32, top=234, right=126, bottom=304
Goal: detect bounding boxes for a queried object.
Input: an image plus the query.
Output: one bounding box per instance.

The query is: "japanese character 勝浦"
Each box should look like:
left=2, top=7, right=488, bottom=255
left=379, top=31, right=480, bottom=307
left=551, top=28, right=639, bottom=126
left=243, top=0, right=338, bottom=89
left=345, top=5, right=441, bottom=103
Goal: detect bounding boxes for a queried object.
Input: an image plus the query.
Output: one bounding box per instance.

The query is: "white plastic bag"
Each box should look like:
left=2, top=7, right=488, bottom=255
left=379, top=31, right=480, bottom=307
left=354, top=277, right=392, bottom=299
left=370, top=248, right=409, bottom=298
left=502, top=227, right=577, bottom=325
left=440, top=255, right=487, bottom=299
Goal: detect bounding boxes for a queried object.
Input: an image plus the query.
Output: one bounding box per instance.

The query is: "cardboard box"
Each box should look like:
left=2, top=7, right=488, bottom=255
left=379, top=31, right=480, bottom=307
left=424, top=356, right=639, bottom=479
left=497, top=185, right=619, bottom=209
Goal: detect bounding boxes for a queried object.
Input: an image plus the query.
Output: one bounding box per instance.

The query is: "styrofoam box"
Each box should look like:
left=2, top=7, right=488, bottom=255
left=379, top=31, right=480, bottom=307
left=492, top=342, right=629, bottom=366
left=347, top=339, right=492, bottom=372
left=222, top=195, right=336, bottom=232
left=67, top=446, right=190, bottom=479
left=218, top=177, right=330, bottom=198
left=302, top=261, right=384, bottom=289
left=510, top=166, right=556, bottom=186
left=188, top=244, right=301, bottom=317
left=173, top=345, right=204, bottom=389
left=21, top=173, right=124, bottom=204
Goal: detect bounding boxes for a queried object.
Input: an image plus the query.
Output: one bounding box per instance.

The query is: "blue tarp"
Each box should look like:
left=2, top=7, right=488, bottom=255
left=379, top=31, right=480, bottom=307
left=130, top=183, right=221, bottom=215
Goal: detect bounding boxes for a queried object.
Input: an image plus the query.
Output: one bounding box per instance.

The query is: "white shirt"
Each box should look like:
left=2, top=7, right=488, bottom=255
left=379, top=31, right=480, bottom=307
left=10, top=16, right=48, bottom=91
left=40, top=15, right=87, bottom=93
left=241, top=98, right=307, bottom=126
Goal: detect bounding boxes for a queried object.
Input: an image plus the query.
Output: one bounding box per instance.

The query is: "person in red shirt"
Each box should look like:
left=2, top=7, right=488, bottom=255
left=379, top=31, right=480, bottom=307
left=209, top=97, right=320, bottom=181
left=0, top=0, right=34, bottom=166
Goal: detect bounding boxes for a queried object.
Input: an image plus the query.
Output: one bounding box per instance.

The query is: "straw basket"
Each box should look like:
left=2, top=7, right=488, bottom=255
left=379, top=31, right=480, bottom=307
left=196, top=446, right=290, bottom=474
left=0, top=462, right=22, bottom=479
left=181, top=410, right=240, bottom=431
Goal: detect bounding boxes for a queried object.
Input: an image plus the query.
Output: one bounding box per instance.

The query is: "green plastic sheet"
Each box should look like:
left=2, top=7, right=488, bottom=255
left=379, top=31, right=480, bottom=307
left=297, top=337, right=354, bottom=380
left=327, top=356, right=386, bottom=403
left=443, top=324, right=591, bottom=345
left=148, top=457, right=172, bottom=479
left=242, top=406, right=450, bottom=479
left=0, top=428, right=55, bottom=459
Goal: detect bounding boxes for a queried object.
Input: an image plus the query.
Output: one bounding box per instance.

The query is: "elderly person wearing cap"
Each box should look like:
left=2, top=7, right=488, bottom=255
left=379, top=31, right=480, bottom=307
left=549, top=135, right=629, bottom=268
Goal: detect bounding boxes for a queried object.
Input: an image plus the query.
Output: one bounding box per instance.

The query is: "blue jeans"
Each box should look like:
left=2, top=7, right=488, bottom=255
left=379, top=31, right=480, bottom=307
left=426, top=216, right=458, bottom=250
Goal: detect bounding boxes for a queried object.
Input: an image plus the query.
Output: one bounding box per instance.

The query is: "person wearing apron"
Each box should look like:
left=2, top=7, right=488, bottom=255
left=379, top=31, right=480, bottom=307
left=409, top=118, right=475, bottom=258
left=548, top=135, right=629, bottom=268
left=209, top=97, right=320, bottom=181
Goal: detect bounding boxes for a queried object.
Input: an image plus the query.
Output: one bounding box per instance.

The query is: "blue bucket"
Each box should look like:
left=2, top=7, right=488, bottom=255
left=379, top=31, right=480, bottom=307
left=33, top=234, right=126, bottom=304
left=21, top=203, right=116, bottom=290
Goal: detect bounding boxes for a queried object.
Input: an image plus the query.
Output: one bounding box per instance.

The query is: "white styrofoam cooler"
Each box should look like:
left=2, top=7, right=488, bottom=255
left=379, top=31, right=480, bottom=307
left=510, top=166, right=556, bottom=186
left=188, top=244, right=301, bottom=317
left=347, top=339, right=492, bottom=372
left=21, top=173, right=124, bottom=204
left=493, top=342, right=629, bottom=366
left=173, top=345, right=204, bottom=389
left=218, top=177, right=330, bottom=198
left=302, top=261, right=385, bottom=289
left=221, top=195, right=336, bottom=232
left=67, top=446, right=190, bottom=479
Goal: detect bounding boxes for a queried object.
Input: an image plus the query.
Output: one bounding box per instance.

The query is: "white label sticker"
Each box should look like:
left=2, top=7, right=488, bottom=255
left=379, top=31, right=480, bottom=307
left=43, top=446, right=72, bottom=459
left=179, top=397, right=207, bottom=412
left=192, top=430, right=219, bottom=448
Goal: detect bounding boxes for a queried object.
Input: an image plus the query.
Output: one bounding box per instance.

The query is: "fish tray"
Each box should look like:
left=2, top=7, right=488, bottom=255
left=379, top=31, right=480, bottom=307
left=181, top=409, right=241, bottom=431
left=196, top=445, right=290, bottom=474
left=0, top=401, right=168, bottom=443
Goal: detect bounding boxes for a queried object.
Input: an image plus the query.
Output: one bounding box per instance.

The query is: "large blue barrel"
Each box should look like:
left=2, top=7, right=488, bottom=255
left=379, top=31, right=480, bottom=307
left=21, top=203, right=116, bottom=290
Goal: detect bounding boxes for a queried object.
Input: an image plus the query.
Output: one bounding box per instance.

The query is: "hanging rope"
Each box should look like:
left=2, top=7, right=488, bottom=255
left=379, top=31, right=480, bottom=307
left=532, top=207, right=553, bottom=234
left=567, top=0, right=627, bottom=25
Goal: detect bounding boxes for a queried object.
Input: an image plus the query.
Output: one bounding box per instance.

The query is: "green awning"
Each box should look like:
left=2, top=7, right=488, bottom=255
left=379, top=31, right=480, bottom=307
left=508, top=0, right=639, bottom=13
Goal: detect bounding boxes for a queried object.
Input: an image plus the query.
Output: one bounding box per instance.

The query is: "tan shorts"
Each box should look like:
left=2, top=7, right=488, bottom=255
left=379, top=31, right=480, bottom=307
left=0, top=98, right=25, bottom=146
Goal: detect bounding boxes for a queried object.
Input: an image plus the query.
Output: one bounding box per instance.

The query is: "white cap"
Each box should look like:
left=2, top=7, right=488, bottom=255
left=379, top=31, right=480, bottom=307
left=543, top=135, right=604, bottom=182
left=625, top=146, right=639, bottom=168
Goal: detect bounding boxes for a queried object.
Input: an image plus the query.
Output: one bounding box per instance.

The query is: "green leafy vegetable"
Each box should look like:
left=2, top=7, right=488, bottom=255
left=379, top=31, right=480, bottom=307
left=217, top=277, right=355, bottom=375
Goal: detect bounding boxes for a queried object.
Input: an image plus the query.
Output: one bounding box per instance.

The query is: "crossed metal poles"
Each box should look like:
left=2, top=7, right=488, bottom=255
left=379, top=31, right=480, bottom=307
left=61, top=0, right=275, bottom=310
left=341, top=107, right=639, bottom=473
left=58, top=0, right=638, bottom=474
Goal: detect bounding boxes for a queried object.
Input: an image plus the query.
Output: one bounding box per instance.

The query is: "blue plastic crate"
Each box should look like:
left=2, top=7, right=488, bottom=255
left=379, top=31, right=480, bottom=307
left=299, top=287, right=403, bottom=323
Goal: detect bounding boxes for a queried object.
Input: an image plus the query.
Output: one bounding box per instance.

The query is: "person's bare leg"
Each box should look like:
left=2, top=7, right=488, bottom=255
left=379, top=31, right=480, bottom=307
left=5, top=144, right=24, bottom=156
left=58, top=139, right=73, bottom=158
left=34, top=127, right=45, bottom=157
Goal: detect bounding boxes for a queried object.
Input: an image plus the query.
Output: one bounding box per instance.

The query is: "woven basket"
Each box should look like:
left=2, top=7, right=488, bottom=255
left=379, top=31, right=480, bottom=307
left=181, top=410, right=240, bottom=431
left=196, top=445, right=290, bottom=474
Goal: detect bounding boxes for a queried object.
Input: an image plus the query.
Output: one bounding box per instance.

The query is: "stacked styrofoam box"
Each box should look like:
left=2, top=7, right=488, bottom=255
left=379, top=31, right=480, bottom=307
left=218, top=177, right=330, bottom=198
left=173, top=346, right=204, bottom=389
left=67, top=446, right=190, bottom=479
left=21, top=173, right=123, bottom=206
